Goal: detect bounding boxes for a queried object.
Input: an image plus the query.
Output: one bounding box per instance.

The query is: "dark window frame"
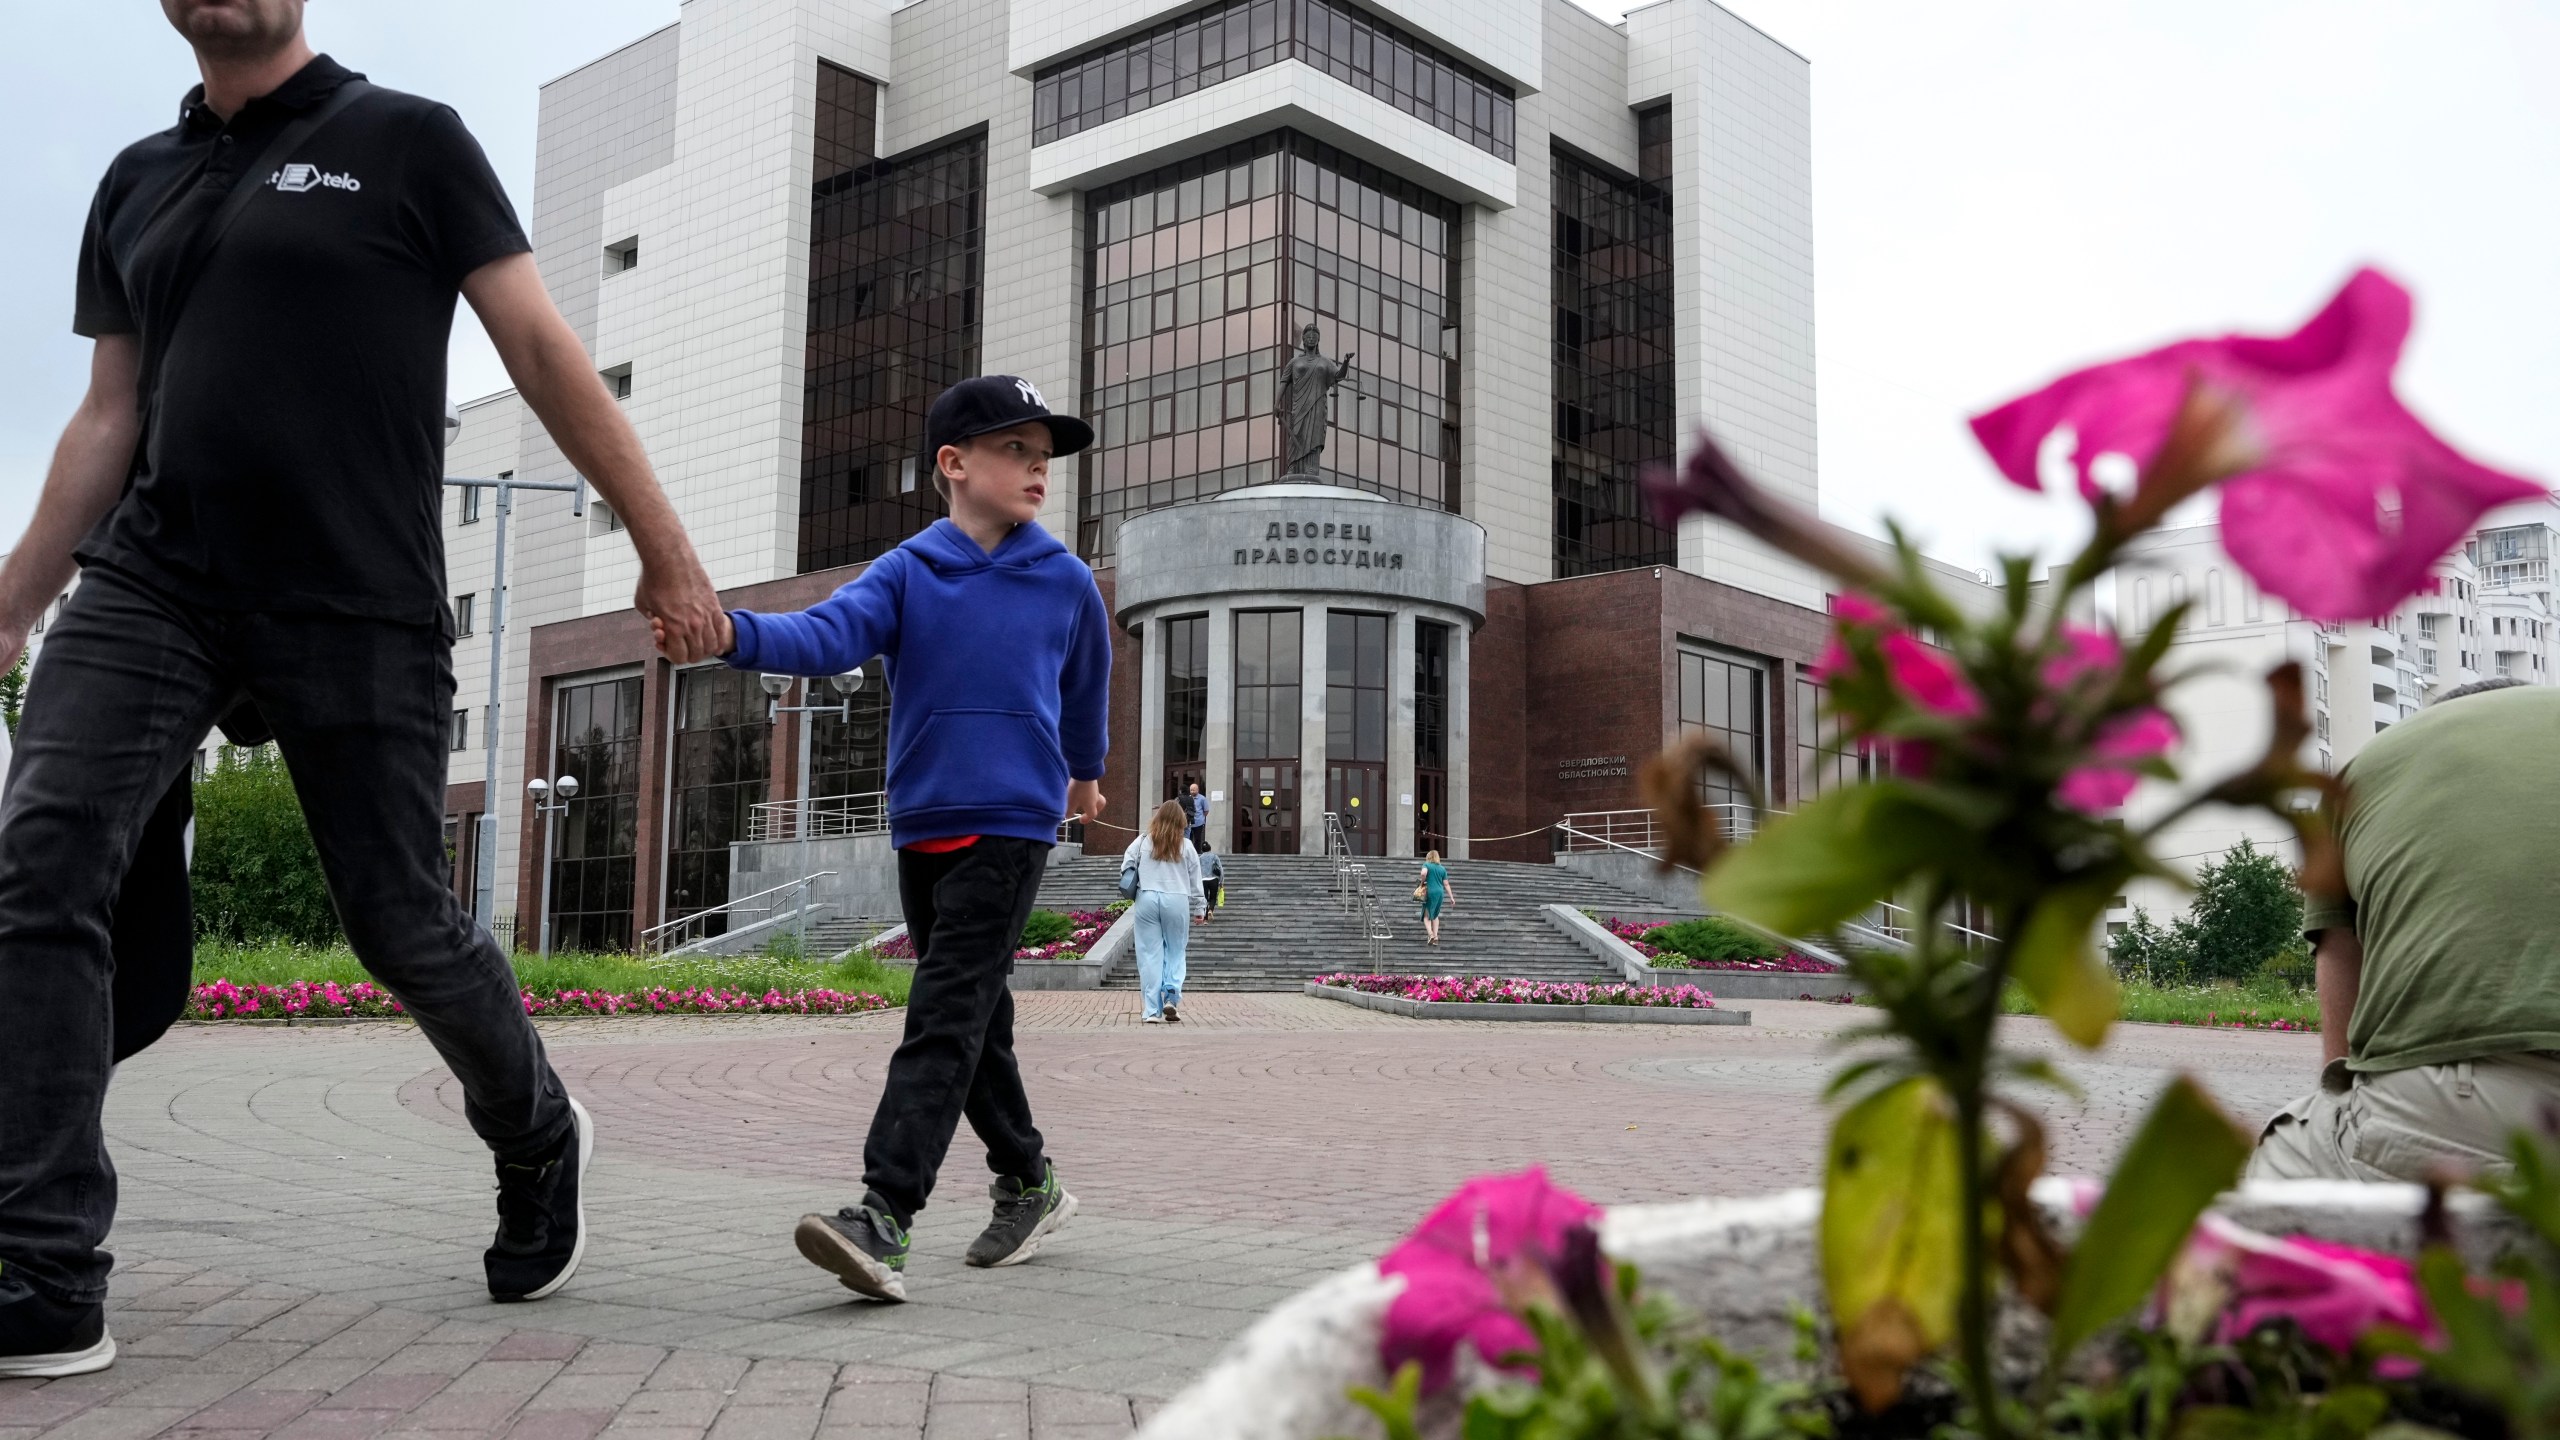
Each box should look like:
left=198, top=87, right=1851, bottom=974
left=548, top=674, right=644, bottom=952
left=1551, top=113, right=1676, bottom=578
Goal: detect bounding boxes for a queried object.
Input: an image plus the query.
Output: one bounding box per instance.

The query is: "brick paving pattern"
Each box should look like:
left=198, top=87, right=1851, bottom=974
left=0, top=994, right=2320, bottom=1436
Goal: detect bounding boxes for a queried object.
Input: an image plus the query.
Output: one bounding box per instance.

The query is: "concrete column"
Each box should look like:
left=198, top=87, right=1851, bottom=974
left=1448, top=622, right=1472, bottom=860
left=1387, top=610, right=1418, bottom=856
left=1298, top=605, right=1328, bottom=855
left=1137, top=611, right=1165, bottom=819
left=1203, top=601, right=1235, bottom=849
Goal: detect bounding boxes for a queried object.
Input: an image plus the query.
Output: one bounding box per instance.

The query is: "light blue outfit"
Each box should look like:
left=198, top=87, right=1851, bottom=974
left=1124, top=836, right=1207, bottom=1019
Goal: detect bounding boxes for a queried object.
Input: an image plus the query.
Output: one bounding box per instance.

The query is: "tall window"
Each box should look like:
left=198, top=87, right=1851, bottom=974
left=808, top=660, right=890, bottom=803
left=1551, top=111, right=1675, bottom=577
left=1162, top=615, right=1209, bottom=806
left=550, top=676, right=643, bottom=952
left=1080, top=131, right=1459, bottom=560
left=1325, top=611, right=1389, bottom=856
left=1677, top=644, right=1765, bottom=817
left=800, top=61, right=987, bottom=572
left=1034, top=0, right=1516, bottom=160
left=666, top=668, right=771, bottom=930
left=1232, top=609, right=1303, bottom=854
left=1793, top=678, right=1874, bottom=802
left=1415, top=619, right=1450, bottom=855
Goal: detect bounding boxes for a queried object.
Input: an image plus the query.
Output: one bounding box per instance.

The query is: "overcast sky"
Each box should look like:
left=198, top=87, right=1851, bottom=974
left=4, top=1, right=2551, bottom=573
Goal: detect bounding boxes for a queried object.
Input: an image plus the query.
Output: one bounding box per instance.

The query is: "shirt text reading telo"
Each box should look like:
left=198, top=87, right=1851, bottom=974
left=73, top=55, right=531, bottom=622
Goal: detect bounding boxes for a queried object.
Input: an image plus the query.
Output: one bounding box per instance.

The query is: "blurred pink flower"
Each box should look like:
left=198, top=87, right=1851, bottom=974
left=1880, top=633, right=1983, bottom=720
left=1376, top=1168, right=1602, bottom=1392
left=1969, top=268, right=2543, bottom=622
left=2186, top=1217, right=2438, bottom=1368
left=2056, top=708, right=2181, bottom=813
left=2043, top=625, right=2123, bottom=690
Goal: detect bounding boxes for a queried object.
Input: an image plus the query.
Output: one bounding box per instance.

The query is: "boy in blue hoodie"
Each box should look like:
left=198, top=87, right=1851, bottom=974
left=691, top=376, right=1110, bottom=1302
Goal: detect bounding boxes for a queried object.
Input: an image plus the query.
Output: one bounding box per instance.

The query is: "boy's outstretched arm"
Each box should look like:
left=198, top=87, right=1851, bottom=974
left=1060, top=578, right=1113, bottom=822
left=724, top=557, right=906, bottom=675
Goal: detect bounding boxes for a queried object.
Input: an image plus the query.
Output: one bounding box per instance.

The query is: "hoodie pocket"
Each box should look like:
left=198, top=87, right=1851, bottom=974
left=891, top=709, right=1068, bottom=820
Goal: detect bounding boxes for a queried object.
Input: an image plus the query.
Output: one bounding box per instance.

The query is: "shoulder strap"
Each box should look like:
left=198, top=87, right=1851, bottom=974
left=131, top=79, right=378, bottom=426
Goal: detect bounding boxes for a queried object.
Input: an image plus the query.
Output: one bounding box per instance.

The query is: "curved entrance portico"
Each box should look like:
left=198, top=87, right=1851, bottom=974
left=1116, top=483, right=1487, bottom=858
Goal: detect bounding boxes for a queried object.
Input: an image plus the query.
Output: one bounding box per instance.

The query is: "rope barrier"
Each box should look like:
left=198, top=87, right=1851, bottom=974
left=1071, top=816, right=1572, bottom=843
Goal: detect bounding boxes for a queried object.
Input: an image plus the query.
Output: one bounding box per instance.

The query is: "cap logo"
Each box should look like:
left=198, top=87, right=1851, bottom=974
left=1014, top=378, right=1046, bottom=409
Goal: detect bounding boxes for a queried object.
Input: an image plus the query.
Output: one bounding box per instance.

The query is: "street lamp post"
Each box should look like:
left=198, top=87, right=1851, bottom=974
left=442, top=465, right=585, bottom=940
left=762, top=671, right=866, bottom=952
left=526, top=774, right=579, bottom=960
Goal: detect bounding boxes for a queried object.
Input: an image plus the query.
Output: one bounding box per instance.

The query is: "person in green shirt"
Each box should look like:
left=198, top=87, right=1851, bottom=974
left=2249, top=678, right=2560, bottom=1182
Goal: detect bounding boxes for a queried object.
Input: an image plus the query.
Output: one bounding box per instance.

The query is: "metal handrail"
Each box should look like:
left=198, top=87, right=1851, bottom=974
left=1322, top=812, right=1392, bottom=962
left=639, top=870, right=838, bottom=957
left=749, top=792, right=887, bottom=842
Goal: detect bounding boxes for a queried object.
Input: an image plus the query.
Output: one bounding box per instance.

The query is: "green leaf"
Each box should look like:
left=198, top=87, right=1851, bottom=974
left=2049, top=1075, right=2250, bottom=1362
left=1704, top=783, right=1962, bottom=938
left=2011, top=879, right=2124, bottom=1049
left=2411, top=1245, right=2519, bottom=1402
left=1343, top=1360, right=1427, bottom=1440
left=1822, top=1075, right=1965, bottom=1411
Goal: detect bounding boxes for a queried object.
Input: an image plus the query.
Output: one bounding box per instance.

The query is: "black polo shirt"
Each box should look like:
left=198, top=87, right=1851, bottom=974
left=73, top=55, right=530, bottom=623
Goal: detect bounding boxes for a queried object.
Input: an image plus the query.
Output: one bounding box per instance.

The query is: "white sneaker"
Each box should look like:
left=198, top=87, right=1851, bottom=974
left=1142, top=1014, right=1167, bottom=1024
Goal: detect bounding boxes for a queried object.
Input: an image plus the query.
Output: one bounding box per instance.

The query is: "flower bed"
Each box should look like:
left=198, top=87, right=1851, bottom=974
left=1594, top=917, right=1839, bottom=972
left=188, top=979, right=893, bottom=1021
left=1312, top=973, right=1716, bottom=1009
left=870, top=908, right=1114, bottom=962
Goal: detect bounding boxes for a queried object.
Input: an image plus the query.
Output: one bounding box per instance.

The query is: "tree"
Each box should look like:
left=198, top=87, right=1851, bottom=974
left=2182, top=837, right=2306, bottom=982
left=2106, top=840, right=2307, bottom=984
left=192, top=747, right=343, bottom=945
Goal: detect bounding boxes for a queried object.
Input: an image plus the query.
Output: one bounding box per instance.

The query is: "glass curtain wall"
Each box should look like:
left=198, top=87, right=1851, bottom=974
left=1161, top=615, right=1209, bottom=806
left=666, top=668, right=771, bottom=931
left=1080, top=131, right=1459, bottom=561
left=1792, top=677, right=1875, bottom=803
left=1676, top=644, right=1765, bottom=819
left=1325, top=611, right=1389, bottom=855
left=808, top=660, right=891, bottom=835
left=1552, top=108, right=1676, bottom=577
left=1231, top=609, right=1303, bottom=854
left=1034, top=0, right=1516, bottom=160
left=1414, top=619, right=1450, bottom=855
left=549, top=676, right=643, bottom=952
left=801, top=60, right=987, bottom=572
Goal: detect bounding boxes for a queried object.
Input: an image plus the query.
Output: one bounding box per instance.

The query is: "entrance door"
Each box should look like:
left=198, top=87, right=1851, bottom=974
left=1233, top=762, right=1299, bottom=854
left=1415, top=770, right=1447, bottom=855
left=1327, top=763, right=1386, bottom=856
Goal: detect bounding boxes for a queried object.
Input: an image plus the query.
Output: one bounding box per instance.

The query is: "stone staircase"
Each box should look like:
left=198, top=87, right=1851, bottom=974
left=1024, top=852, right=1701, bottom=992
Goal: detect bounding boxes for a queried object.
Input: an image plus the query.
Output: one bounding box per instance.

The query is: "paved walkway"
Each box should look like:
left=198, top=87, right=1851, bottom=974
left=4, top=994, right=2321, bottom=1438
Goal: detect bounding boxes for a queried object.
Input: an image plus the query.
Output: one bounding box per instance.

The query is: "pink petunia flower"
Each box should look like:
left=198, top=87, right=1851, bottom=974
left=1377, top=1168, right=1603, bottom=1393
left=1879, top=633, right=1983, bottom=720
left=2043, top=624, right=2124, bottom=690
left=1969, top=268, right=2543, bottom=621
left=2056, top=707, right=2181, bottom=814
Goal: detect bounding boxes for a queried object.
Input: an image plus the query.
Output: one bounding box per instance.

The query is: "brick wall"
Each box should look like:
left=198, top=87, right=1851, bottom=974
left=1467, top=580, right=1535, bottom=861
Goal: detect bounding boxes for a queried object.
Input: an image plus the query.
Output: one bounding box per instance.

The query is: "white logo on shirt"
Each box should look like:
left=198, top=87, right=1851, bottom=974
left=1014, top=378, right=1046, bottom=408
left=273, top=163, right=362, bottom=194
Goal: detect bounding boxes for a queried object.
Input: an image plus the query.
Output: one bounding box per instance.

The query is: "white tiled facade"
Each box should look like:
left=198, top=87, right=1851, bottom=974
left=448, top=0, right=1821, bottom=931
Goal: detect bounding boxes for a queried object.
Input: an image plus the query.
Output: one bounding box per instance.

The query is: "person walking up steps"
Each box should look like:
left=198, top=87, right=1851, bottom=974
left=0, top=0, right=732, bottom=1376
left=1417, top=850, right=1453, bottom=947
left=1185, top=781, right=1210, bottom=850
left=1197, top=836, right=1224, bottom=919
left=701, top=376, right=1110, bottom=1304
left=1124, top=801, right=1207, bottom=1023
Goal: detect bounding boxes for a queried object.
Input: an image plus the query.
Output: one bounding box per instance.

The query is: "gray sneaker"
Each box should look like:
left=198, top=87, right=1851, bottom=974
left=795, top=1205, right=910, bottom=1302
left=965, top=1162, right=1077, bottom=1268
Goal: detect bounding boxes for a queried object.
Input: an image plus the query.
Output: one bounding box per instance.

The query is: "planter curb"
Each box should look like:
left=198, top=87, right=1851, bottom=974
left=1303, top=981, right=1748, bottom=1026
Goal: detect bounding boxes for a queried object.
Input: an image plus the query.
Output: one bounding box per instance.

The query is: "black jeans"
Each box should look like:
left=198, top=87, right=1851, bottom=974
left=862, top=837, right=1050, bottom=1226
left=0, top=567, right=572, bottom=1303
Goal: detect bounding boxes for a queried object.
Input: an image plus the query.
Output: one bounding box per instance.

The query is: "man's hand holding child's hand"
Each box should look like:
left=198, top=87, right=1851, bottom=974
left=650, top=609, right=734, bottom=663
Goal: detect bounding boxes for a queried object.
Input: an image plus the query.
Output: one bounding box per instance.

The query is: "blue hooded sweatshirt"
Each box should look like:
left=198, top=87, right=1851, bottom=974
left=724, top=519, right=1112, bottom=849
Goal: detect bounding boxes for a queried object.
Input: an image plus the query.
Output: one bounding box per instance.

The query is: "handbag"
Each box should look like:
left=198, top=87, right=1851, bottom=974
left=1413, top=883, right=1427, bottom=901
left=1118, top=855, right=1142, bottom=901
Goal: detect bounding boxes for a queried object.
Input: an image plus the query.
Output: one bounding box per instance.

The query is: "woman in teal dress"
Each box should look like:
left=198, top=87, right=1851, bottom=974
left=1417, top=850, right=1453, bottom=947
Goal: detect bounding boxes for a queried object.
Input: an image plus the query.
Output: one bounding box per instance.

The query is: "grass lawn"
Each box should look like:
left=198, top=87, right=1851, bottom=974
left=193, top=939, right=914, bottom=1008
left=1998, top=973, right=2316, bottom=1032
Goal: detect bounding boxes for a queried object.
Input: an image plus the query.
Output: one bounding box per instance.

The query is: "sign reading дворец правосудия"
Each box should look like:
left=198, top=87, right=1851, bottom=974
left=1109, top=481, right=1487, bottom=625
left=1233, top=518, right=1404, bottom=570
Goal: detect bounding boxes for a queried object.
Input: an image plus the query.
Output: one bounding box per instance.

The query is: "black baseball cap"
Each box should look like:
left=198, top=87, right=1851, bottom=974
left=925, top=375, right=1095, bottom=459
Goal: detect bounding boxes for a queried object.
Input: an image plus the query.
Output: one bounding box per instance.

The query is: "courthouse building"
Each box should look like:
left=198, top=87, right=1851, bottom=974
left=442, top=0, right=1872, bottom=949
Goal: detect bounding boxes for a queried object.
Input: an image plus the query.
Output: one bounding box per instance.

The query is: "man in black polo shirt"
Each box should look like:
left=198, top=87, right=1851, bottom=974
left=0, top=0, right=729, bottom=1375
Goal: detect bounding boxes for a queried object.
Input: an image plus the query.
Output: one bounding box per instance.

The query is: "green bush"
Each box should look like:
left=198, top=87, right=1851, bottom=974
left=1641, top=916, right=1783, bottom=964
left=2261, top=936, right=2316, bottom=992
left=1018, top=909, right=1075, bottom=947
left=191, top=748, right=342, bottom=946
left=2107, top=906, right=2190, bottom=980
